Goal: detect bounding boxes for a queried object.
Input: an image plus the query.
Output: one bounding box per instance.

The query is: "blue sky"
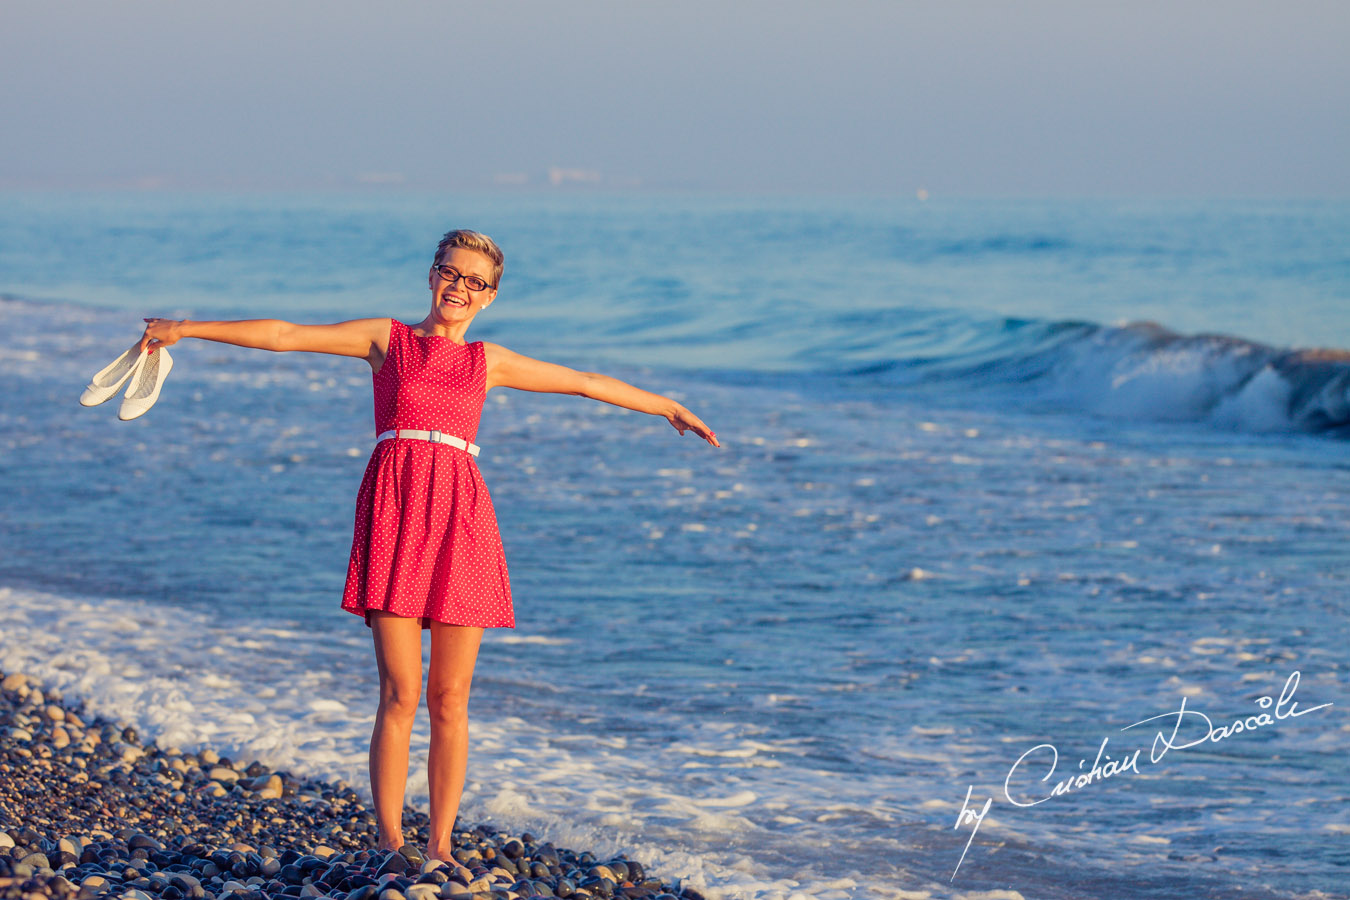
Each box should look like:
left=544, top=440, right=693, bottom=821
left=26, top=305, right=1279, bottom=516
left=3, top=0, right=1347, bottom=194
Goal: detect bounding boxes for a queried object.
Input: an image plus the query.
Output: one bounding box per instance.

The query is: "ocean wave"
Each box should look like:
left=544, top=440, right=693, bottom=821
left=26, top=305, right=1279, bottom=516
left=836, top=317, right=1350, bottom=438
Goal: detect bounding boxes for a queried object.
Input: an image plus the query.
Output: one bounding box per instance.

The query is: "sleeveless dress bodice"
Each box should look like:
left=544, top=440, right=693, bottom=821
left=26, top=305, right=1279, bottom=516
left=372, top=321, right=485, bottom=441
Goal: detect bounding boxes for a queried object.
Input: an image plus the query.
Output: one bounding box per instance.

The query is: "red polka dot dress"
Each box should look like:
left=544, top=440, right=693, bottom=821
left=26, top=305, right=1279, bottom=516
left=341, top=318, right=514, bottom=629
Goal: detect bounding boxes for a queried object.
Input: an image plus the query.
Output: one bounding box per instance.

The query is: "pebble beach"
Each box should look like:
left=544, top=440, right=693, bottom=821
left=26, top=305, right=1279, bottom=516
left=0, top=670, right=695, bottom=900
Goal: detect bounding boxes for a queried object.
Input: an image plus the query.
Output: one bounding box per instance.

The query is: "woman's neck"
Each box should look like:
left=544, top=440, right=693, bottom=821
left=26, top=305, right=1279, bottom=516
left=411, top=318, right=469, bottom=344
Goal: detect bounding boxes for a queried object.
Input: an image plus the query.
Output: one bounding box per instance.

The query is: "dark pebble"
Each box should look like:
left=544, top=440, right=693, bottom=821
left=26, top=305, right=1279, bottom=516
left=345, top=873, right=378, bottom=890
left=319, top=862, right=348, bottom=883
left=582, top=876, right=615, bottom=898
left=128, top=834, right=164, bottom=852
left=172, top=877, right=205, bottom=898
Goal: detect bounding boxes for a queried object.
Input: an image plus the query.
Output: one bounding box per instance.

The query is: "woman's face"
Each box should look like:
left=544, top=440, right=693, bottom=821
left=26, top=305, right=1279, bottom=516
left=428, top=247, right=498, bottom=318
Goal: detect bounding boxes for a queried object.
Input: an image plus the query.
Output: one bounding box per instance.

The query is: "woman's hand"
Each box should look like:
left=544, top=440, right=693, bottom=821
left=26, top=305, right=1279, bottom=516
left=139, top=318, right=186, bottom=354
left=668, top=404, right=720, bottom=447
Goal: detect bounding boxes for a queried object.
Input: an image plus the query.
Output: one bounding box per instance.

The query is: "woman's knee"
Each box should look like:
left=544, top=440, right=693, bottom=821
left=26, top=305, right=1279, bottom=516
left=426, top=680, right=471, bottom=723
left=378, top=681, right=422, bottom=722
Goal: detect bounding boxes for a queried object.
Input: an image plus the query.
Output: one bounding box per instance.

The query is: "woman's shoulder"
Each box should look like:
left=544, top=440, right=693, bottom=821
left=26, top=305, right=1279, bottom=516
left=370, top=317, right=399, bottom=354
left=480, top=340, right=533, bottom=364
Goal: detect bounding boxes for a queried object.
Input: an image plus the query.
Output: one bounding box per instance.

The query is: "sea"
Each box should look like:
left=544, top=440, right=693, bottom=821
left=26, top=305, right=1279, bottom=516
left=1, top=193, right=1347, bottom=900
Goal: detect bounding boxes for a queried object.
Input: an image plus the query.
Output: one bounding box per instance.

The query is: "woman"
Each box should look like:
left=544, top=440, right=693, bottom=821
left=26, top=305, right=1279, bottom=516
left=137, top=229, right=719, bottom=861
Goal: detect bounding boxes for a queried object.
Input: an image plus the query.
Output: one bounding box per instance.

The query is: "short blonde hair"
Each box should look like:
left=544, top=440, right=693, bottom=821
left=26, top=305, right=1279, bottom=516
left=434, top=229, right=505, bottom=288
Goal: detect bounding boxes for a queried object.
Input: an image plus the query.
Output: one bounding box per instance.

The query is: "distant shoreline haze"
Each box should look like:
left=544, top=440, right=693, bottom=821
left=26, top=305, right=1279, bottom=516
left=2, top=3, right=1347, bottom=195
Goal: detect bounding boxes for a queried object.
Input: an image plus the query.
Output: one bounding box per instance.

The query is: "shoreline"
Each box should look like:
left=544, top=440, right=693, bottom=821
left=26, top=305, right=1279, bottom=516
left=0, top=670, right=698, bottom=900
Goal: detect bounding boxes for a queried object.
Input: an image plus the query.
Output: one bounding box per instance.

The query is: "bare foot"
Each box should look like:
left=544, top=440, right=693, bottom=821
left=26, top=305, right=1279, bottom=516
left=425, top=845, right=453, bottom=863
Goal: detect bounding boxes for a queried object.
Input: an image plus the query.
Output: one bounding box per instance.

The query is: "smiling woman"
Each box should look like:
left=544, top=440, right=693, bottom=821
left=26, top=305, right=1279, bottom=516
left=135, top=228, right=719, bottom=862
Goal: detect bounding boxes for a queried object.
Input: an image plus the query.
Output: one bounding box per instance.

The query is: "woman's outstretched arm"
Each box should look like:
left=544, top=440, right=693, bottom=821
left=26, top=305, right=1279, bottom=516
left=484, top=342, right=719, bottom=447
left=138, top=317, right=388, bottom=361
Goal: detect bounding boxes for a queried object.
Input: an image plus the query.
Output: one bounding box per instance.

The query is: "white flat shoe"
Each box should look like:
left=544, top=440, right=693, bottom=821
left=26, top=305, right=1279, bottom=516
left=118, top=347, right=174, bottom=420
left=80, top=342, right=145, bottom=407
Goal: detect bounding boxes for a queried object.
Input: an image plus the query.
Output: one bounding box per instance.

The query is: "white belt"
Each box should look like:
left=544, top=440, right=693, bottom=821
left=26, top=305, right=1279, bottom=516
left=376, top=429, right=480, bottom=457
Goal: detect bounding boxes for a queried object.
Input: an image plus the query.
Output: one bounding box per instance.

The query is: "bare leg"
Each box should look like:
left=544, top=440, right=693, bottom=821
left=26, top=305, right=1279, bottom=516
left=369, top=610, right=425, bottom=852
left=424, top=621, right=484, bottom=861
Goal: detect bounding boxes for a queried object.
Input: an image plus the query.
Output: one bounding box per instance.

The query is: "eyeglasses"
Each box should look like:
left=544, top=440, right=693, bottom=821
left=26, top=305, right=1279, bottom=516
left=432, top=264, right=495, bottom=292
